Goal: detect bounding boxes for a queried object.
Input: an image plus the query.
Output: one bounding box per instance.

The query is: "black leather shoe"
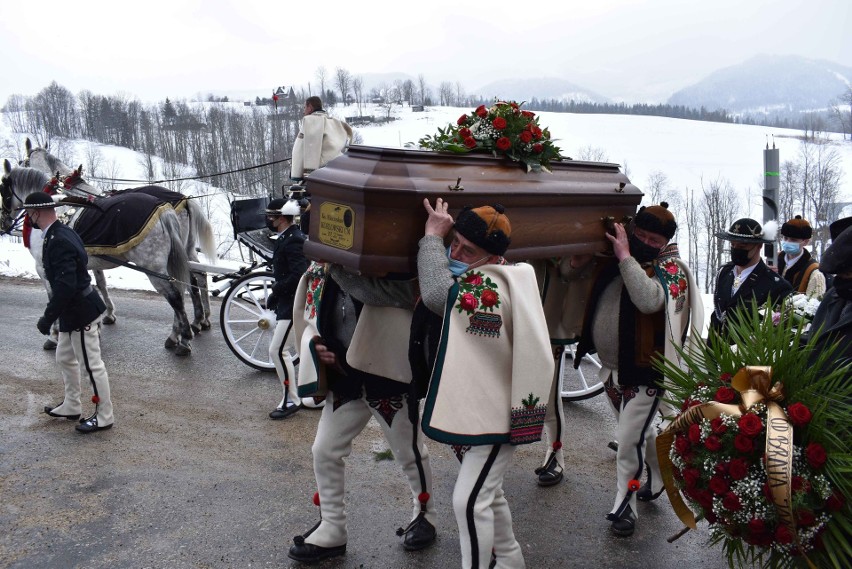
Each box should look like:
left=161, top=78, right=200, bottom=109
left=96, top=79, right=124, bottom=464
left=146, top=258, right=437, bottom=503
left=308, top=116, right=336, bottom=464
left=76, top=418, right=113, bottom=434
left=269, top=404, right=301, bottom=420
left=610, top=506, right=635, bottom=537
left=44, top=406, right=81, bottom=421
left=637, top=483, right=665, bottom=502
left=287, top=535, right=346, bottom=563
left=535, top=454, right=564, bottom=487
left=401, top=514, right=436, bottom=551
left=607, top=440, right=619, bottom=452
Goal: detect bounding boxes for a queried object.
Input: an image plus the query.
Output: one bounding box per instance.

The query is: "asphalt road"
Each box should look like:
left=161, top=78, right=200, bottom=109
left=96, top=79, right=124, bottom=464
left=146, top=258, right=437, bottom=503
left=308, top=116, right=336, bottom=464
left=0, top=277, right=729, bottom=569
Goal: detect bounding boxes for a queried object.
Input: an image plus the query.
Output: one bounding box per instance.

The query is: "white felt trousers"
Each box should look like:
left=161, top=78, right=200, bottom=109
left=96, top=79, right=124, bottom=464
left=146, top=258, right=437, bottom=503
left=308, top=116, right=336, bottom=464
left=305, top=390, right=435, bottom=548
left=602, top=368, right=663, bottom=521
left=51, top=320, right=113, bottom=425
left=454, top=444, right=524, bottom=569
left=269, top=319, right=300, bottom=409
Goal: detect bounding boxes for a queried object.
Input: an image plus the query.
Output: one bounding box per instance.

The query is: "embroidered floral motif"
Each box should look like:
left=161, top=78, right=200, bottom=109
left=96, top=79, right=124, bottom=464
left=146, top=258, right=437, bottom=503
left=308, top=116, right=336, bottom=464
left=332, top=390, right=361, bottom=411
left=366, top=395, right=404, bottom=427
left=304, top=262, right=326, bottom=320
left=656, top=259, right=687, bottom=302
left=455, top=270, right=501, bottom=315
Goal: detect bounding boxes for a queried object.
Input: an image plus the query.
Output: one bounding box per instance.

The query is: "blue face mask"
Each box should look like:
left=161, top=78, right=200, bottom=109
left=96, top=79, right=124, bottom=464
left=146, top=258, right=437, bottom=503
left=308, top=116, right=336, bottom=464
left=781, top=241, right=801, bottom=256
left=447, top=246, right=470, bottom=277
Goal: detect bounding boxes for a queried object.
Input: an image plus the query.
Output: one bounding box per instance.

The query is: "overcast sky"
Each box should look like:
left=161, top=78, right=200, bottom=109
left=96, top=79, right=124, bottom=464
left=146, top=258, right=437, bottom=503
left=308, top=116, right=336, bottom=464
left=1, top=0, right=849, bottom=106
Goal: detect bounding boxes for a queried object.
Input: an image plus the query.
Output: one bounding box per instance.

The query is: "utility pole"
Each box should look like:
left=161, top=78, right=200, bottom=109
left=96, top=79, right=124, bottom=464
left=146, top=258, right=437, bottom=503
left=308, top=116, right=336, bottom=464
left=271, top=90, right=279, bottom=198
left=763, top=136, right=780, bottom=267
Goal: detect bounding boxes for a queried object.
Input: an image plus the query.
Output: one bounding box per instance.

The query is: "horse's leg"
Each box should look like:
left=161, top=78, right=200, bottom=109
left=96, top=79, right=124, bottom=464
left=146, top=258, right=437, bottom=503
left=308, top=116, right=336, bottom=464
left=189, top=270, right=212, bottom=331
left=93, top=270, right=116, bottom=324
left=150, top=275, right=193, bottom=356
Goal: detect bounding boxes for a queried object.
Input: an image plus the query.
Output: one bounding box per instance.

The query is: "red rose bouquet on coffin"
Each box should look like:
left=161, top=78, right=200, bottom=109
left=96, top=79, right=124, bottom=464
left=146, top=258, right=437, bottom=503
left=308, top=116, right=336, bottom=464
left=418, top=100, right=564, bottom=172
left=655, top=305, right=851, bottom=569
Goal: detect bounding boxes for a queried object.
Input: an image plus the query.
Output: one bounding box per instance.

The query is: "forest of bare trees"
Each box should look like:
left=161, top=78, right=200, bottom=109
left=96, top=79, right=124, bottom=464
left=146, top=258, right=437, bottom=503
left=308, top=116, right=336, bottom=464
left=2, top=77, right=848, bottom=291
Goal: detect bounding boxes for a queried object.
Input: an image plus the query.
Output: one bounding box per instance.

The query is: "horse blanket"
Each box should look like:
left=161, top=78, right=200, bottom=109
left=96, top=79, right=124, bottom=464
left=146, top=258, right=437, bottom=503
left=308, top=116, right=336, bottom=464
left=74, top=191, right=174, bottom=255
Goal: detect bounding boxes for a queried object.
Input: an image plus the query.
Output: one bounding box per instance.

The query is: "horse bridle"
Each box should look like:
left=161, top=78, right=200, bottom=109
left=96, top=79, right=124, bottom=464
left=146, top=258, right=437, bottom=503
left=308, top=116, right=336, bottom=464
left=0, top=173, right=26, bottom=234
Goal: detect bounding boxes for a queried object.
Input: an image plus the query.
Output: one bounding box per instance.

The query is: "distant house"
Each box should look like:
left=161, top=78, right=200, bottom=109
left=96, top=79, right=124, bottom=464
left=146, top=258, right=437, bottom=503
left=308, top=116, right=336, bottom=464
left=274, top=86, right=298, bottom=105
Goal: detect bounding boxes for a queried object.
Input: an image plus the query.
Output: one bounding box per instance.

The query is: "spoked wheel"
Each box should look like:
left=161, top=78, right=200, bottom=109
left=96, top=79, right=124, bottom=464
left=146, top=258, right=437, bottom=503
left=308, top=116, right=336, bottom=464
left=559, top=343, right=605, bottom=401
left=220, top=271, right=278, bottom=372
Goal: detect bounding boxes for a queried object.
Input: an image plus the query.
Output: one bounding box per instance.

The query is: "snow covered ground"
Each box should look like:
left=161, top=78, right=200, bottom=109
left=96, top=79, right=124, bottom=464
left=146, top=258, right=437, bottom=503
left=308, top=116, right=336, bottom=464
left=2, top=102, right=850, bottom=329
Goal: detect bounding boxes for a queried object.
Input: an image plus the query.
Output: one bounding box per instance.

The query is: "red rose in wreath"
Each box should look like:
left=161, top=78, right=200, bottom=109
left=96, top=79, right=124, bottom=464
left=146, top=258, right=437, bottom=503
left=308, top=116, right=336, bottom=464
left=459, top=293, right=478, bottom=312
left=709, top=475, right=729, bottom=495
left=496, top=137, right=511, bottom=151
left=722, top=491, right=742, bottom=511
left=805, top=442, right=827, bottom=469
left=738, top=413, right=763, bottom=437
left=492, top=117, right=507, bottom=130
left=457, top=114, right=468, bottom=125
left=786, top=402, right=812, bottom=427
left=480, top=289, right=499, bottom=308
left=734, top=433, right=754, bottom=453
left=775, top=524, right=794, bottom=544
left=714, top=386, right=736, bottom=403
left=532, top=143, right=543, bottom=153
left=704, top=435, right=722, bottom=452
left=727, top=458, right=748, bottom=480
left=710, top=416, right=728, bottom=435
left=519, top=131, right=533, bottom=143
left=475, top=105, right=488, bottom=117
left=463, top=136, right=477, bottom=149
left=459, top=127, right=472, bottom=138
left=674, top=435, right=690, bottom=454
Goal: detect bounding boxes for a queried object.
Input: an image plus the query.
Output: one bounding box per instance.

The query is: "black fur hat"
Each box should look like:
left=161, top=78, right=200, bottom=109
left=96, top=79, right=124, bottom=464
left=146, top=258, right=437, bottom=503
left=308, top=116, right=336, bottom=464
left=781, top=215, right=813, bottom=240
left=634, top=202, right=677, bottom=240
left=454, top=204, right=512, bottom=256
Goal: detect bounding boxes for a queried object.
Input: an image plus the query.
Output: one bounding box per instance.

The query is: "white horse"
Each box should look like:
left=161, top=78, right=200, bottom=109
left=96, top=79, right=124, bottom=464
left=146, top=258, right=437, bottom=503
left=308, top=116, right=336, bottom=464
left=1, top=161, right=196, bottom=355
left=23, top=140, right=217, bottom=335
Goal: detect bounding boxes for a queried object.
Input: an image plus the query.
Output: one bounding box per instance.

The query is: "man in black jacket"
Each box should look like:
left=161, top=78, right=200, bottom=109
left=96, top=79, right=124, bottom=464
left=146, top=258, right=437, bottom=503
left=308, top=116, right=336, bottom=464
left=265, top=198, right=309, bottom=419
left=807, top=216, right=852, bottom=371
left=710, top=218, right=792, bottom=342
left=23, top=192, right=114, bottom=434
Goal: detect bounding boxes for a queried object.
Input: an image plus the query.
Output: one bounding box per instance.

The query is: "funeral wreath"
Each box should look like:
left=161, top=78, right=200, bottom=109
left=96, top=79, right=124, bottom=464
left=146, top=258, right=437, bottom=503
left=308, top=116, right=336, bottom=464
left=655, top=305, right=851, bottom=569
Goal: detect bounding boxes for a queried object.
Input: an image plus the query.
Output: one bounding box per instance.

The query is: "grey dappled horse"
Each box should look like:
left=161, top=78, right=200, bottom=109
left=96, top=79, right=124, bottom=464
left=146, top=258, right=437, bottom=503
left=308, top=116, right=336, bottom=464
left=24, top=139, right=217, bottom=335
left=1, top=161, right=196, bottom=355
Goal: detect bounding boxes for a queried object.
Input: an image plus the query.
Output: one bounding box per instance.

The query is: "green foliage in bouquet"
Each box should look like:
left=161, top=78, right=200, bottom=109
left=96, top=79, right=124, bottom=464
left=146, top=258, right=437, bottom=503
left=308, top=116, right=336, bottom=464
left=418, top=100, right=564, bottom=172
left=655, top=304, right=851, bottom=569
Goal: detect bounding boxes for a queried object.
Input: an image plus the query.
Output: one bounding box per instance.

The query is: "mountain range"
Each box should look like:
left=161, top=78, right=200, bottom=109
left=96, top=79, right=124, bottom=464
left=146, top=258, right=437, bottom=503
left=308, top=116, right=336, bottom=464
left=667, top=54, right=852, bottom=115
left=205, top=55, right=849, bottom=120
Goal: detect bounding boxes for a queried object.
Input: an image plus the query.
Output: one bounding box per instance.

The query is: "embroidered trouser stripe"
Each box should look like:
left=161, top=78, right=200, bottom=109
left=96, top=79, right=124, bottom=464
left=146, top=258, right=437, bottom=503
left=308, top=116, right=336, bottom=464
left=605, top=370, right=661, bottom=520
left=269, top=319, right=298, bottom=408
left=454, top=444, right=522, bottom=569
left=541, top=346, right=566, bottom=468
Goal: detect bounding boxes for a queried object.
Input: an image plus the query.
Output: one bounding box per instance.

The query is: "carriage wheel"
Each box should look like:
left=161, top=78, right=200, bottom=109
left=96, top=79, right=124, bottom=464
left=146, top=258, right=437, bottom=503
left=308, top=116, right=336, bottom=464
left=220, top=271, right=279, bottom=372
left=559, top=344, right=605, bottom=401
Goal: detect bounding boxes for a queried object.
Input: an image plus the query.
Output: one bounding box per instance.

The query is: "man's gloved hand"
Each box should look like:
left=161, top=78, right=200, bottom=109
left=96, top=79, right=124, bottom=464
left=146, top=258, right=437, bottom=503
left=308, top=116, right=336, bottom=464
left=266, top=293, right=278, bottom=310
left=37, top=316, right=52, bottom=336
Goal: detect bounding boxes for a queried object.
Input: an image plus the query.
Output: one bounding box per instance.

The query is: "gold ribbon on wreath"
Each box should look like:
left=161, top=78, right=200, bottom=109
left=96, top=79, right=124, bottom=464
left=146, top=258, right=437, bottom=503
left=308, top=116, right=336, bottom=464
left=657, top=366, right=801, bottom=547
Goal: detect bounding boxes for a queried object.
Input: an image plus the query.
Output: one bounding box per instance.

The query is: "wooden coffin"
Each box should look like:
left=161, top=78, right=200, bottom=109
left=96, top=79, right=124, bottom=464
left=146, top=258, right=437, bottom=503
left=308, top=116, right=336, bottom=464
left=303, top=145, right=642, bottom=275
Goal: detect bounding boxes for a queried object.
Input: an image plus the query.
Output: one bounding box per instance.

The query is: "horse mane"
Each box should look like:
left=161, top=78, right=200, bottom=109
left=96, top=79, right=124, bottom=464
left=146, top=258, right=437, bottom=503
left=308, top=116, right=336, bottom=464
left=8, top=167, right=50, bottom=199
